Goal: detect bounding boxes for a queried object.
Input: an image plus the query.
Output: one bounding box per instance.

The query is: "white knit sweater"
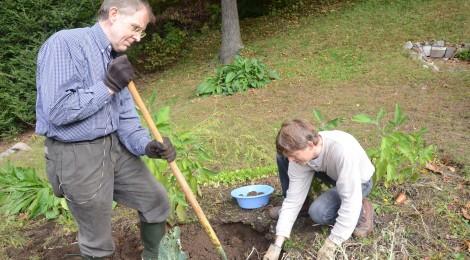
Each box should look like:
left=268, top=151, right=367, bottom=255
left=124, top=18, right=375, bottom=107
left=276, top=130, right=374, bottom=245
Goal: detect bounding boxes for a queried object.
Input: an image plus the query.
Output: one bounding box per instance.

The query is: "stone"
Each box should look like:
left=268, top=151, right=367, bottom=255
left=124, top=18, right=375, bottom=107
left=413, top=42, right=421, bottom=48
left=432, top=41, right=445, bottom=47
left=403, top=41, right=413, bottom=50
left=11, top=142, right=32, bottom=151
left=423, top=45, right=432, bottom=56
left=464, top=43, right=470, bottom=49
left=430, top=47, right=446, bottom=58
left=412, top=46, right=423, bottom=53
left=444, top=47, right=456, bottom=58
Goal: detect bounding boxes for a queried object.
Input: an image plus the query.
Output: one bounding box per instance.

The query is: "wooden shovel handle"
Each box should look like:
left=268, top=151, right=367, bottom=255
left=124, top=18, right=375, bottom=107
left=127, top=81, right=227, bottom=260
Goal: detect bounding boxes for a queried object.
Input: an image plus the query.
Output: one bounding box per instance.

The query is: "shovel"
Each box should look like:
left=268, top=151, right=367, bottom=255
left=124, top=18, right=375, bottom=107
left=128, top=81, right=227, bottom=260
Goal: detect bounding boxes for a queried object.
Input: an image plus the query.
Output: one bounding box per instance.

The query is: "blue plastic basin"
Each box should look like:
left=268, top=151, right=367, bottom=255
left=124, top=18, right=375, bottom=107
left=231, top=184, right=274, bottom=209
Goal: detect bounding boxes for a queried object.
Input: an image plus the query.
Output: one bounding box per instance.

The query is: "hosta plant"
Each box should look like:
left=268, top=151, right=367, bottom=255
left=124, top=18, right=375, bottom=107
left=0, top=162, right=63, bottom=220
left=196, top=55, right=280, bottom=96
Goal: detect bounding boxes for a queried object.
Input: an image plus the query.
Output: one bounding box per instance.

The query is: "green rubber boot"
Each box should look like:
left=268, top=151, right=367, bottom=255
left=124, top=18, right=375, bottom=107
left=140, top=221, right=166, bottom=260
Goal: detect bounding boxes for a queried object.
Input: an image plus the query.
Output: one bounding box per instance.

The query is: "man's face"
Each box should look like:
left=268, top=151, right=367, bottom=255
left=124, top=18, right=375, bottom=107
left=109, top=8, right=149, bottom=52
left=285, top=145, right=314, bottom=166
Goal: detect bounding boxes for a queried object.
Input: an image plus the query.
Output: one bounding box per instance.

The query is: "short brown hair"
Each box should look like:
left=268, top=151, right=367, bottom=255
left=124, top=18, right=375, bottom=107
left=276, top=119, right=320, bottom=156
left=98, top=0, right=156, bottom=24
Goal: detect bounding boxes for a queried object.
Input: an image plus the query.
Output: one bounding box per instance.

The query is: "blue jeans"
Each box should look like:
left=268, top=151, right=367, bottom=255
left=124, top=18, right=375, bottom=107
left=276, top=154, right=373, bottom=225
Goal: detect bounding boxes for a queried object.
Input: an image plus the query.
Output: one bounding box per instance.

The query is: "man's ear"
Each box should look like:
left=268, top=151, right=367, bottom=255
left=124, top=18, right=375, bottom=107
left=109, top=7, right=119, bottom=23
left=307, top=141, right=315, bottom=149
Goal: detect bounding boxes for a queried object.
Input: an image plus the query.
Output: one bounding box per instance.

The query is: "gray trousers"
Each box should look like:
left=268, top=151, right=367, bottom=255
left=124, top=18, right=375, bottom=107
left=45, top=134, right=170, bottom=257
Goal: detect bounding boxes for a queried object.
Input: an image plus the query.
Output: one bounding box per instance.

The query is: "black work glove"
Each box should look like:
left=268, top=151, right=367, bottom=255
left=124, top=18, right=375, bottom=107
left=104, top=55, right=134, bottom=93
left=145, top=137, right=177, bottom=162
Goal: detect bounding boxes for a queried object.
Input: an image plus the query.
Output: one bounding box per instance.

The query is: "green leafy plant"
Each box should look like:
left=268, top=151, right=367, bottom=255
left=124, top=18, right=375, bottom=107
left=312, top=109, right=347, bottom=131
left=351, top=104, right=437, bottom=187
left=140, top=94, right=216, bottom=225
left=456, top=48, right=470, bottom=61
left=196, top=55, right=280, bottom=96
left=0, top=162, right=63, bottom=220
left=128, top=23, right=188, bottom=73
left=158, top=226, right=188, bottom=260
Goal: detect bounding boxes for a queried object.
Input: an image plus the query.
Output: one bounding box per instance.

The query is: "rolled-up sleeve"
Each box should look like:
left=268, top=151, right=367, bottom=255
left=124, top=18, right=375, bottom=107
left=38, top=33, right=110, bottom=127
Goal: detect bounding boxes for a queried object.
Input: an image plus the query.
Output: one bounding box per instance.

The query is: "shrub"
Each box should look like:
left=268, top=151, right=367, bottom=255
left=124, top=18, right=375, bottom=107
left=457, top=48, right=470, bottom=61
left=196, top=55, right=280, bottom=96
left=140, top=94, right=216, bottom=225
left=351, top=104, right=437, bottom=187
left=128, top=23, right=188, bottom=73
left=0, top=0, right=98, bottom=139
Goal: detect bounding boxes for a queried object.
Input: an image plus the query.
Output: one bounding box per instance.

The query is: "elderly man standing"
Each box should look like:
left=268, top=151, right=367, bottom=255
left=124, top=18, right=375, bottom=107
left=36, top=1, right=176, bottom=259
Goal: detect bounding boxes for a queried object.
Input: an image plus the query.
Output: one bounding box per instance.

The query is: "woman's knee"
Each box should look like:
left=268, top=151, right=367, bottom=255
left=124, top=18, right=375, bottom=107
left=308, top=203, right=327, bottom=224
left=308, top=200, right=339, bottom=225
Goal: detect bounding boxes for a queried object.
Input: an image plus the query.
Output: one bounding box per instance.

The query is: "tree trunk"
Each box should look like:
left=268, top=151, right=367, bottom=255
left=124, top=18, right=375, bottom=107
left=219, top=0, right=243, bottom=64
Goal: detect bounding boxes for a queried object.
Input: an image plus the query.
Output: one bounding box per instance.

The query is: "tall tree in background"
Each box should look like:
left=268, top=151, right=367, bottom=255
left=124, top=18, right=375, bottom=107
left=219, top=0, right=243, bottom=64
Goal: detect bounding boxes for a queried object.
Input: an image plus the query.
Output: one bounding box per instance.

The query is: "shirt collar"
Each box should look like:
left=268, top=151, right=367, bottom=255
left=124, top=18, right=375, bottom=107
left=308, top=134, right=326, bottom=169
left=91, top=22, right=113, bottom=56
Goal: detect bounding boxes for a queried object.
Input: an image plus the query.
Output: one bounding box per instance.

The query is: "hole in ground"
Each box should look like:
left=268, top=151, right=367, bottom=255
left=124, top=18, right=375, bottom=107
left=179, top=222, right=271, bottom=259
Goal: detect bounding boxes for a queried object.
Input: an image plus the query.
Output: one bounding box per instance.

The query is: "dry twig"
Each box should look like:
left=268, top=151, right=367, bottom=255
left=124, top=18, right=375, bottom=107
left=410, top=204, right=430, bottom=238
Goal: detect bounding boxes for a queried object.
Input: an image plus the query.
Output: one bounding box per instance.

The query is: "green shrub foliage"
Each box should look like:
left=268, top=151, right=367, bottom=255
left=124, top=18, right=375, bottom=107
left=457, top=48, right=470, bottom=61
left=0, top=0, right=98, bottom=139
left=140, top=94, right=217, bottom=225
left=196, top=55, right=280, bottom=96
left=128, top=23, right=188, bottom=73
left=351, top=104, right=436, bottom=187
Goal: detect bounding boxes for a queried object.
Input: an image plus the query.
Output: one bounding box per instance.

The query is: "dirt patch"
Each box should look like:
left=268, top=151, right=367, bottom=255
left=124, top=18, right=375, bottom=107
left=5, top=215, right=271, bottom=260
left=4, top=172, right=469, bottom=259
left=180, top=223, right=270, bottom=259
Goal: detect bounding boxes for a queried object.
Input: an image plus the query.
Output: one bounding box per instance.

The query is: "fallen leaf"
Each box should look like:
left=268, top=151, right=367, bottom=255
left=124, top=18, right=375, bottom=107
left=462, top=208, right=470, bottom=220
left=395, top=193, right=407, bottom=204
left=425, top=162, right=439, bottom=173
left=19, top=213, right=28, bottom=220
left=441, top=174, right=451, bottom=181
left=465, top=240, right=470, bottom=252
left=466, top=201, right=470, bottom=209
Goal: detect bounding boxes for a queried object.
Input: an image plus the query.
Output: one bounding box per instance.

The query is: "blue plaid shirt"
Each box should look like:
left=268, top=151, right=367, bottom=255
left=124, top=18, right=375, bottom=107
left=35, top=23, right=151, bottom=156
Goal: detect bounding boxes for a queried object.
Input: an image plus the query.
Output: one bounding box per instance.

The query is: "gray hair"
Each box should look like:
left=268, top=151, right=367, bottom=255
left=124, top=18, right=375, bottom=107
left=98, top=0, right=156, bottom=23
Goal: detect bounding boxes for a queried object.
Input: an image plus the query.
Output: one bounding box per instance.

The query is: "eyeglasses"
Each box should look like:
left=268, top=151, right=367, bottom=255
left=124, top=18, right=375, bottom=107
left=130, top=24, right=146, bottom=38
